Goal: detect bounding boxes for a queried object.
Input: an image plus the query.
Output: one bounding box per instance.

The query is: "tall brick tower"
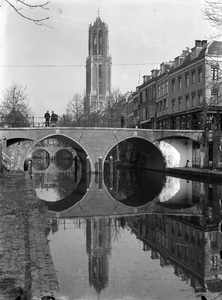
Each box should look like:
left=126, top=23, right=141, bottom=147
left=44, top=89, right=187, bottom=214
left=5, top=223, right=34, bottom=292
left=85, top=12, right=112, bottom=112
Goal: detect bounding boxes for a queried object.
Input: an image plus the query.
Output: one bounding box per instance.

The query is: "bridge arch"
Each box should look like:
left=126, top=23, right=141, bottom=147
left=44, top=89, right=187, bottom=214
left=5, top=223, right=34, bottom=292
left=25, top=133, right=92, bottom=172
left=155, top=135, right=201, bottom=168
left=103, top=136, right=166, bottom=170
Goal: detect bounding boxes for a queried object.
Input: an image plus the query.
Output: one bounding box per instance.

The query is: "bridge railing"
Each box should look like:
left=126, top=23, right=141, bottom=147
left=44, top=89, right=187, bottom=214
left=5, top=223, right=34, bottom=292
left=0, top=115, right=214, bottom=130
left=0, top=116, right=46, bottom=128
left=2, top=151, right=13, bottom=171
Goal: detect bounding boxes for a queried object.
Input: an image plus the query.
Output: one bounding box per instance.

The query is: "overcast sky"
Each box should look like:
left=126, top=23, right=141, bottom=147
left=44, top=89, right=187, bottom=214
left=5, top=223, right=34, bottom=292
left=0, top=0, right=219, bottom=119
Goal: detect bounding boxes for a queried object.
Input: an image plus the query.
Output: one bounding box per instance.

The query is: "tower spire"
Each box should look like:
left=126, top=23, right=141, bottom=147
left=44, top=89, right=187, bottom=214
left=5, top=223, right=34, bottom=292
left=97, top=9, right=100, bottom=17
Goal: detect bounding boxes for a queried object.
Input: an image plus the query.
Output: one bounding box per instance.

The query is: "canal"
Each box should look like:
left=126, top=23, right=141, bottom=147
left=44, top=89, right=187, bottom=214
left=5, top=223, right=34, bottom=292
left=30, top=151, right=222, bottom=300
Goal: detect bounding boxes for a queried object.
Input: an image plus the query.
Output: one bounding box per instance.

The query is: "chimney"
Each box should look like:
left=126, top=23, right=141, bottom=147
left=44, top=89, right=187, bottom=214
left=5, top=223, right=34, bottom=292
left=202, top=40, right=208, bottom=47
left=195, top=40, right=202, bottom=47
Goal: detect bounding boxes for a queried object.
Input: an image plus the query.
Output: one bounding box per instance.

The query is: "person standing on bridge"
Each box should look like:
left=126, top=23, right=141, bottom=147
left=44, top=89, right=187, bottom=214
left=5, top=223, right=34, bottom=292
left=51, top=111, right=58, bottom=127
left=44, top=111, right=50, bottom=127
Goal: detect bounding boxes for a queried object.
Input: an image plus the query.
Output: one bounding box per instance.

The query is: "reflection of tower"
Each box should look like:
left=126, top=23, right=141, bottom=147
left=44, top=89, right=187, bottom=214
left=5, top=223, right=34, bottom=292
left=86, top=12, right=112, bottom=112
left=86, top=217, right=112, bottom=295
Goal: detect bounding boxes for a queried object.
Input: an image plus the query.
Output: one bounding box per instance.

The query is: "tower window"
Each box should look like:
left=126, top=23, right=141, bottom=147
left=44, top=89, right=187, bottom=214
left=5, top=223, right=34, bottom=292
left=99, top=30, right=102, bottom=55
left=93, top=34, right=97, bottom=55
left=99, top=65, right=102, bottom=95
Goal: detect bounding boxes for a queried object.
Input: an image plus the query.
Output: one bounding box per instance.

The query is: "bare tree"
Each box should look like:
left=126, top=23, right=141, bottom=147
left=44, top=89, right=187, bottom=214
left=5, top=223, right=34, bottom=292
left=203, top=0, right=222, bottom=30
left=66, top=93, right=84, bottom=126
left=4, top=0, right=50, bottom=26
left=0, top=82, right=32, bottom=127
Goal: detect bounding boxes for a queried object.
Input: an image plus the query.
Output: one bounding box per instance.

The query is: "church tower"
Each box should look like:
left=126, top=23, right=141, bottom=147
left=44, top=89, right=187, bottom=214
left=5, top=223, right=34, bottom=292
left=86, top=12, right=112, bottom=112
left=86, top=217, right=112, bottom=295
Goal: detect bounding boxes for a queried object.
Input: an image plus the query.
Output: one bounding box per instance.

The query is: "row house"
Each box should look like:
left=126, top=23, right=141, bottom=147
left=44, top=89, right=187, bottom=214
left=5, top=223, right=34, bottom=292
left=124, top=40, right=222, bottom=131
left=161, top=40, right=222, bottom=130
left=138, top=70, right=158, bottom=129
left=156, top=62, right=173, bottom=129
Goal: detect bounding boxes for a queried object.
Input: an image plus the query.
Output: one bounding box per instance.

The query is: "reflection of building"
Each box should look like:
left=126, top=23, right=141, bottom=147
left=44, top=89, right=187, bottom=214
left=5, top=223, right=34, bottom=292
left=86, top=13, right=112, bottom=112
left=86, top=217, right=112, bottom=295
left=127, top=209, right=222, bottom=294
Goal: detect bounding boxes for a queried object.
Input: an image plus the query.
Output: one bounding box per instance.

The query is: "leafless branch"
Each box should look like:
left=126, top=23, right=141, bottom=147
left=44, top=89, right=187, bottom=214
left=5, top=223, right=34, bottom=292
left=5, top=0, right=50, bottom=26
left=203, top=0, right=222, bottom=29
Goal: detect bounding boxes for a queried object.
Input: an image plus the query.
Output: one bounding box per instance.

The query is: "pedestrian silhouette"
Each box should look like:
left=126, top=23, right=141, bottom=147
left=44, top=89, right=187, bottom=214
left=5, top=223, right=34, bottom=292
left=51, top=111, right=58, bottom=127
left=44, top=110, right=50, bottom=127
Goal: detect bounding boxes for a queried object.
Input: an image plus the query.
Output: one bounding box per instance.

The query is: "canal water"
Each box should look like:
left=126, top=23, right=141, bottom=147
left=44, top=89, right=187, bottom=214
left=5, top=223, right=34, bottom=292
left=31, top=156, right=222, bottom=300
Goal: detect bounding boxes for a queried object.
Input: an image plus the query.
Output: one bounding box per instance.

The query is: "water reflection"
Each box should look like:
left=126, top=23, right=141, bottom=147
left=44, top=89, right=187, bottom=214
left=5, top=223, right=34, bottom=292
left=104, top=169, right=166, bottom=206
left=32, top=156, right=81, bottom=201
left=47, top=210, right=222, bottom=300
left=32, top=161, right=222, bottom=299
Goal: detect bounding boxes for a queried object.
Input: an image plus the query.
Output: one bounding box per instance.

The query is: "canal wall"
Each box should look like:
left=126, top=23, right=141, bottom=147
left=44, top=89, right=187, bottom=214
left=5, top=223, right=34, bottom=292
left=0, top=171, right=61, bottom=300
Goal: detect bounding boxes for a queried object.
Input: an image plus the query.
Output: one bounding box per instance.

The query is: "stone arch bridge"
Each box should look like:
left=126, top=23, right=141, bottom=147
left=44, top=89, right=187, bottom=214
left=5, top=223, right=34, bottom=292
left=0, top=127, right=206, bottom=173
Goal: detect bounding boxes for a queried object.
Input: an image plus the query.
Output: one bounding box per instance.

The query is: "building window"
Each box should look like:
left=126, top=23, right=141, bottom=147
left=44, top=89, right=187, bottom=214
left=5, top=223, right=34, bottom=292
left=163, top=99, right=166, bottom=111
left=186, top=94, right=189, bottom=109
left=192, top=92, right=196, bottom=106
left=198, top=68, right=203, bottom=82
left=142, top=90, right=146, bottom=103
left=198, top=92, right=203, bottom=105
left=162, top=83, right=164, bottom=95
left=142, top=107, right=146, bottom=120
left=172, top=99, right=175, bottom=112
left=211, top=66, right=219, bottom=81
left=172, top=79, right=175, bottom=92
left=185, top=73, right=189, bottom=87
left=158, top=85, right=161, bottom=97
left=211, top=90, right=219, bottom=104
left=178, top=97, right=182, bottom=111
left=165, top=81, right=168, bottom=93
left=191, top=70, right=196, bottom=85
left=178, top=76, right=182, bottom=90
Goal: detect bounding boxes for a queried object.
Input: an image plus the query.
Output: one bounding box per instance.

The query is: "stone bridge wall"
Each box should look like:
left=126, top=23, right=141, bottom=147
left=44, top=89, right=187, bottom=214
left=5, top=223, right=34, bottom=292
left=0, top=127, right=207, bottom=172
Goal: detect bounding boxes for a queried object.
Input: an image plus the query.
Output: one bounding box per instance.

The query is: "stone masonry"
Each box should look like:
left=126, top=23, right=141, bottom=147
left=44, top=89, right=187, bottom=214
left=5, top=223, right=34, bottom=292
left=0, top=171, right=60, bottom=300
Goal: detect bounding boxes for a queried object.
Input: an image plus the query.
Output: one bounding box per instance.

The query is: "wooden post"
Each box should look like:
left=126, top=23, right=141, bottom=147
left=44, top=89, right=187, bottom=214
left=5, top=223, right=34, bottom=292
left=110, top=156, right=113, bottom=175
left=86, top=156, right=90, bottom=174
left=74, top=156, right=78, bottom=182
left=99, top=156, right=102, bottom=173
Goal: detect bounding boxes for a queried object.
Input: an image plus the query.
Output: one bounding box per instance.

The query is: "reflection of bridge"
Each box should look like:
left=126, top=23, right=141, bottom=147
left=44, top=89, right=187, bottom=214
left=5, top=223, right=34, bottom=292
left=46, top=173, right=203, bottom=219
left=0, top=127, right=206, bottom=173
left=32, top=161, right=74, bottom=173
left=31, top=146, right=76, bottom=158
